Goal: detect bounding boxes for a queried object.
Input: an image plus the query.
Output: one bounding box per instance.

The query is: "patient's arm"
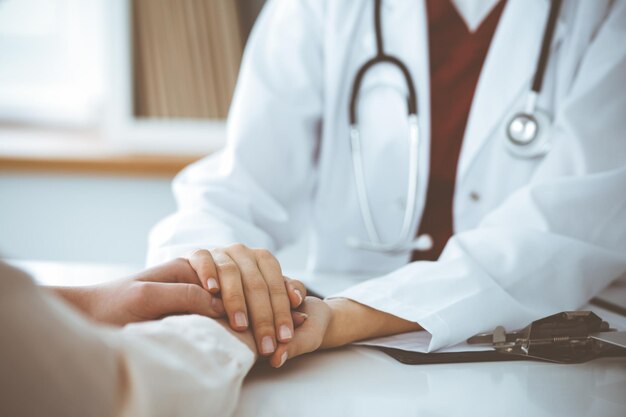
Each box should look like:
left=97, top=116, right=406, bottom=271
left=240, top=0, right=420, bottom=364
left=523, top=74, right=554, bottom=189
left=0, top=262, right=256, bottom=417
left=51, top=258, right=226, bottom=326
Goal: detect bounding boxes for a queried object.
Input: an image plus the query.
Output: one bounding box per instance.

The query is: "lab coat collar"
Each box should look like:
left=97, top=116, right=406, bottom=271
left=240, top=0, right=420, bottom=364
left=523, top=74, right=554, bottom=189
left=456, top=0, right=567, bottom=180
left=451, top=0, right=502, bottom=32
left=385, top=0, right=502, bottom=33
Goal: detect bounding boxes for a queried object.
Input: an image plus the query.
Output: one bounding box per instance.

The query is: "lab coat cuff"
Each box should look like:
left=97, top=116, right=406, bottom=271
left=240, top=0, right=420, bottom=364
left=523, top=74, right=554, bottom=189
left=332, top=276, right=534, bottom=352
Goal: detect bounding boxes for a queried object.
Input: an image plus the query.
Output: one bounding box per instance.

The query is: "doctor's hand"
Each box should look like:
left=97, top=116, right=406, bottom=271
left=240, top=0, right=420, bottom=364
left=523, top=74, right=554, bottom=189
left=216, top=311, right=309, bottom=362
left=51, top=258, right=225, bottom=326
left=187, top=247, right=307, bottom=357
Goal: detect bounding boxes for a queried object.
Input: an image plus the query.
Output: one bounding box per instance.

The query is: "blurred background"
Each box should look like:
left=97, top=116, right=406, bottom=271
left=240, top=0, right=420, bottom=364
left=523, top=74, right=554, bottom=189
left=0, top=0, right=298, bottom=267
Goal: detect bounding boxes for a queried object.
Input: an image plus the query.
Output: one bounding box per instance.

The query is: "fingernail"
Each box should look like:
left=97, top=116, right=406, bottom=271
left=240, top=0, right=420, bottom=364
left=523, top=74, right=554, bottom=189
left=279, top=325, right=292, bottom=341
left=261, top=336, right=275, bottom=354
left=234, top=311, right=248, bottom=328
left=294, top=289, right=303, bottom=305
left=207, top=278, right=218, bottom=291
left=279, top=351, right=288, bottom=367
left=296, top=312, right=308, bottom=320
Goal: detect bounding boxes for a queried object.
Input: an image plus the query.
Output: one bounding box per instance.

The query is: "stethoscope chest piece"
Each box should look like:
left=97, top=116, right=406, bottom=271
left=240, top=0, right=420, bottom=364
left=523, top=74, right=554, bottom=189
left=505, top=109, right=552, bottom=158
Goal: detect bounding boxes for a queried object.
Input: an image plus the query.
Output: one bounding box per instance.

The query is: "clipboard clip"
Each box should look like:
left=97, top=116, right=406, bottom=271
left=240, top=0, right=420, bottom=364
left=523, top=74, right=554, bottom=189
left=467, top=311, right=625, bottom=364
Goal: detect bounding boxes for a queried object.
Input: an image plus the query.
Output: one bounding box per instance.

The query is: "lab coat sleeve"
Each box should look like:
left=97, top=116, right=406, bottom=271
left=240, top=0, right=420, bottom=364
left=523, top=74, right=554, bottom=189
left=0, top=262, right=254, bottom=417
left=332, top=3, right=626, bottom=351
left=147, top=0, right=324, bottom=265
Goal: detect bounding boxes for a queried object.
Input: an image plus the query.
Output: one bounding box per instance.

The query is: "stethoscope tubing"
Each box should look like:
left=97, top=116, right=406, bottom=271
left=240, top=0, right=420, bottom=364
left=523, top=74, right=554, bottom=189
left=507, top=0, right=562, bottom=153
left=347, top=0, right=422, bottom=252
left=348, top=0, right=561, bottom=253
left=531, top=0, right=562, bottom=95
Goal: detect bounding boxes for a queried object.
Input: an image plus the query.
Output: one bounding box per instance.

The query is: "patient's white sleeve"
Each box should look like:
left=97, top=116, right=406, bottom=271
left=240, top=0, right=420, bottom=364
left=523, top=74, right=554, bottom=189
left=0, top=263, right=254, bottom=417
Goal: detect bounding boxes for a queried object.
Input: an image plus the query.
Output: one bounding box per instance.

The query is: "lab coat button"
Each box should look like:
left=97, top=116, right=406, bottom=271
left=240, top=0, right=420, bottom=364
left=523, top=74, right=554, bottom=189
left=469, top=191, right=480, bottom=202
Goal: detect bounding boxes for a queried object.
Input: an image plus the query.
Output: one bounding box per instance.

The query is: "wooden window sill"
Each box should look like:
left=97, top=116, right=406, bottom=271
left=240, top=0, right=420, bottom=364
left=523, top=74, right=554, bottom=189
left=0, top=127, right=206, bottom=177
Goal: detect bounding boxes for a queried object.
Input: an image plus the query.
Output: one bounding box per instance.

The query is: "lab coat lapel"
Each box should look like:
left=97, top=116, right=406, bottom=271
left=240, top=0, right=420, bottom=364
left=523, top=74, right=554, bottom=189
left=457, top=0, right=565, bottom=180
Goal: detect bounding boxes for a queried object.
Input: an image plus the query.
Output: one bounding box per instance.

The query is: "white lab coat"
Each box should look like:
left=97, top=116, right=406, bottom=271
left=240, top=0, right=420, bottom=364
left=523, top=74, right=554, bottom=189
left=148, top=0, right=626, bottom=351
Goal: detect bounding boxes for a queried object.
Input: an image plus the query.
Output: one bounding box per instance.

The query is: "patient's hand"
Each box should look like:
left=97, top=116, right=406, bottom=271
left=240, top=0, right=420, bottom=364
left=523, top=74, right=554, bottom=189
left=269, top=297, right=332, bottom=368
left=51, top=258, right=225, bottom=326
left=187, top=247, right=307, bottom=357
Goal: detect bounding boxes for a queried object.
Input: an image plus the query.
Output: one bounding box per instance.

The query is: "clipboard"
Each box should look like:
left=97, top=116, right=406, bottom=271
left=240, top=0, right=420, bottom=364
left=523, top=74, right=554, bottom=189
left=375, top=346, right=528, bottom=365
left=376, top=344, right=626, bottom=365
left=376, top=310, right=626, bottom=365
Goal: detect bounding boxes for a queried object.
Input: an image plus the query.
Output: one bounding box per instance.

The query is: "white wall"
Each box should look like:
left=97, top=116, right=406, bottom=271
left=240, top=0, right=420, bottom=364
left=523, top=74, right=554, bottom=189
left=0, top=171, right=306, bottom=268
left=0, top=172, right=175, bottom=266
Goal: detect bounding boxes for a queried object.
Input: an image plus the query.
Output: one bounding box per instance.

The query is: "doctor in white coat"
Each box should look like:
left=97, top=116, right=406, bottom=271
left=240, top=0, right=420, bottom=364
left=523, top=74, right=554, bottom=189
left=148, top=0, right=626, bottom=365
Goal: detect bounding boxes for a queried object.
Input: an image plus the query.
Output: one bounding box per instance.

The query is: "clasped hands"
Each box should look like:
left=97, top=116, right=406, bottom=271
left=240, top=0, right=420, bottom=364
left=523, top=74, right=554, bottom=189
left=52, top=244, right=335, bottom=368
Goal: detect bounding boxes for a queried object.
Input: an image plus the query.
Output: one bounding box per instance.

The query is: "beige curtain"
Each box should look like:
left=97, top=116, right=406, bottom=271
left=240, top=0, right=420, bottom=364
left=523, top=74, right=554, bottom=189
left=132, top=0, right=245, bottom=119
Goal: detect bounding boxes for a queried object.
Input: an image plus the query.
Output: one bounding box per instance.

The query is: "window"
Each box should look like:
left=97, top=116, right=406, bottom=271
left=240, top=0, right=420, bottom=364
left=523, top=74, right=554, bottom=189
left=0, top=0, right=264, bottom=157
left=0, top=0, right=106, bottom=127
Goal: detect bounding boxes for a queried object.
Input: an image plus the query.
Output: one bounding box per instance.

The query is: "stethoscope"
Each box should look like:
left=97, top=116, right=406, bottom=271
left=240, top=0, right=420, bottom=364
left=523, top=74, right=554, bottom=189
left=347, top=0, right=562, bottom=254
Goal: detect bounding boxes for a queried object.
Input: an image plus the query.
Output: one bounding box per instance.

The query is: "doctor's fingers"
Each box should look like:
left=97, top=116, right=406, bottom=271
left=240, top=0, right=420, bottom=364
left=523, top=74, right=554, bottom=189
left=224, top=245, right=288, bottom=355
left=189, top=246, right=305, bottom=310
left=210, top=249, right=250, bottom=331
left=127, top=282, right=224, bottom=323
left=255, top=249, right=296, bottom=343
left=187, top=249, right=220, bottom=293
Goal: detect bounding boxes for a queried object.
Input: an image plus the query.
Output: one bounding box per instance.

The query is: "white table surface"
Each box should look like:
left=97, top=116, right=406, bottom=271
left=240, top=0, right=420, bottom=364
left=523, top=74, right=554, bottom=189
left=8, top=259, right=626, bottom=417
